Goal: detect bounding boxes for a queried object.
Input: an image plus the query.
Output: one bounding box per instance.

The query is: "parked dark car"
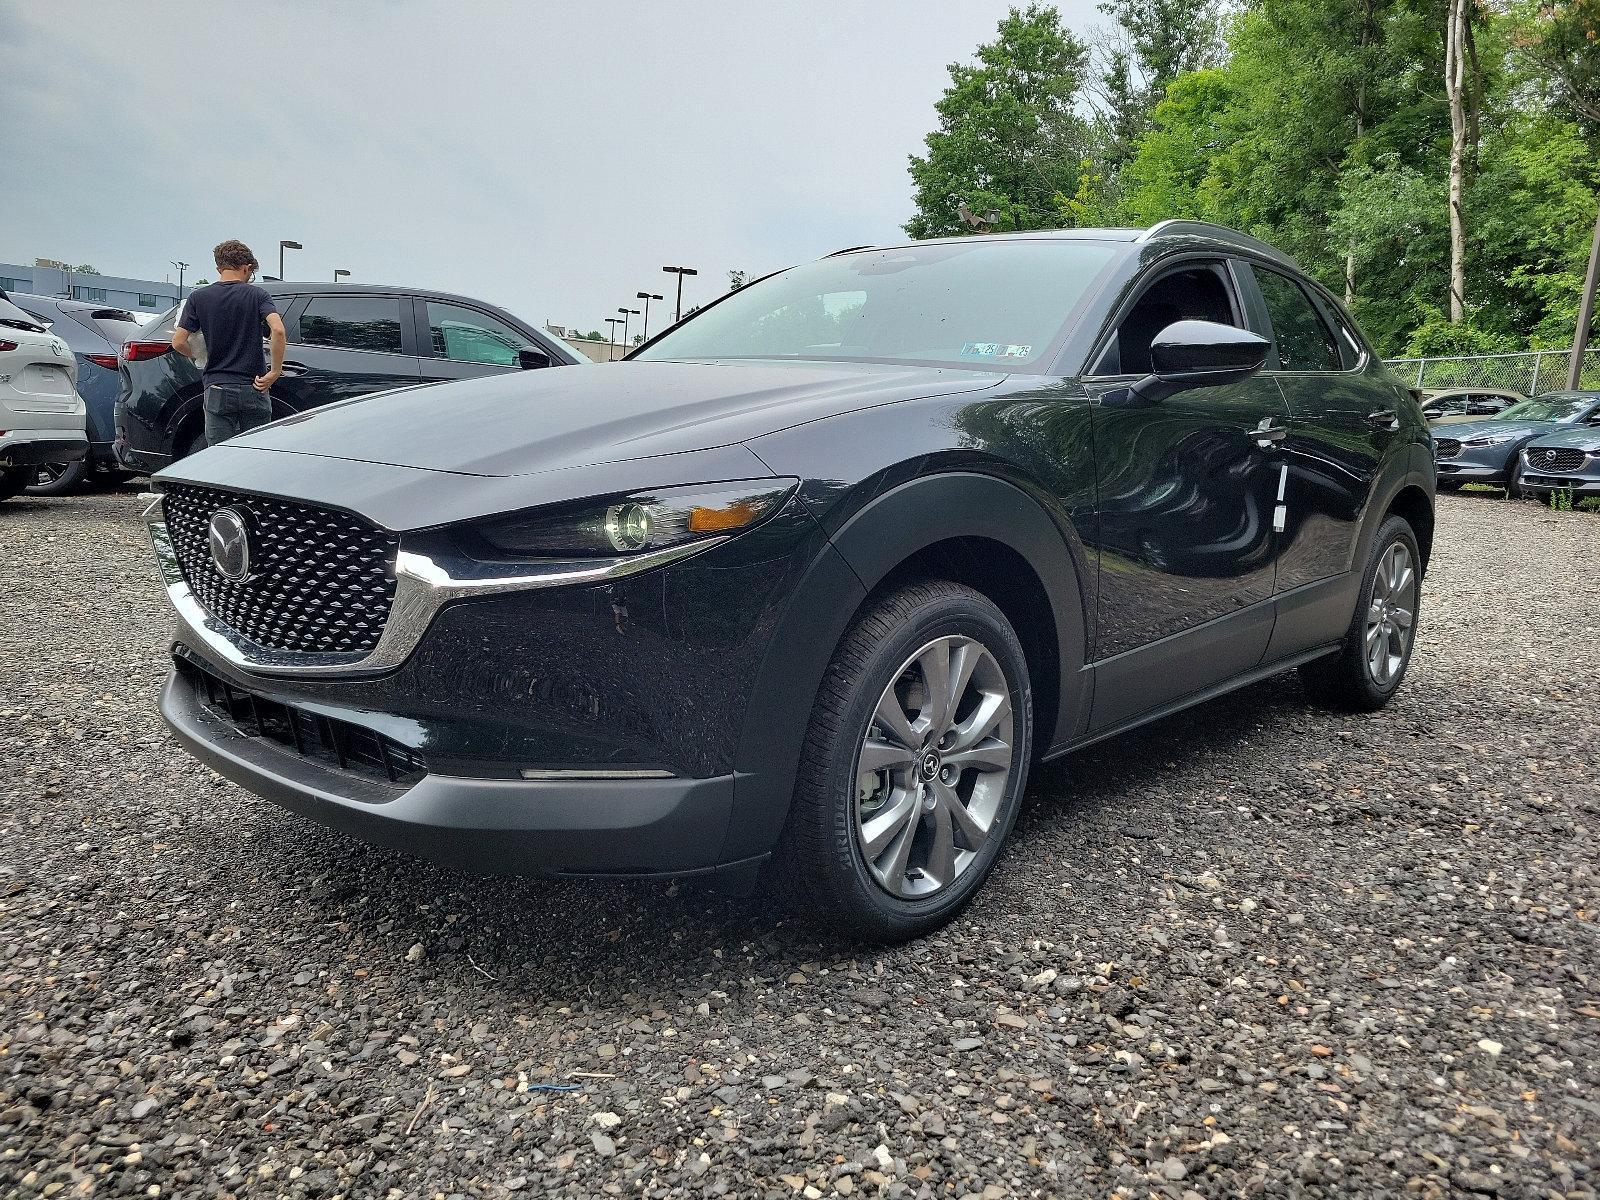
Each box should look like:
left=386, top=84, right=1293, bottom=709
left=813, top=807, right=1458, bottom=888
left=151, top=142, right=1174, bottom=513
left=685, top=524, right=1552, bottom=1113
left=116, top=282, right=582, bottom=474
left=8, top=292, right=144, bottom=493
left=1518, top=418, right=1600, bottom=499
left=1432, top=391, right=1600, bottom=495
left=1419, top=387, right=1522, bottom=425
left=143, top=222, right=1434, bottom=941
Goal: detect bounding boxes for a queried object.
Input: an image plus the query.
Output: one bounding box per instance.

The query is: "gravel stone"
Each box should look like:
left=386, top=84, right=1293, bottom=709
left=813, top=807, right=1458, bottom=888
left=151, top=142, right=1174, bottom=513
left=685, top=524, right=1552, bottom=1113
left=2, top=489, right=1597, bottom=1198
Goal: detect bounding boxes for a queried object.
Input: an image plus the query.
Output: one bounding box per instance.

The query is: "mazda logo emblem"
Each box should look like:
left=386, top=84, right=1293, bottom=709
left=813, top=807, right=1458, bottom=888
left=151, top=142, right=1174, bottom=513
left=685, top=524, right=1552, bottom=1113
left=919, top=752, right=941, bottom=781
left=208, top=508, right=255, bottom=582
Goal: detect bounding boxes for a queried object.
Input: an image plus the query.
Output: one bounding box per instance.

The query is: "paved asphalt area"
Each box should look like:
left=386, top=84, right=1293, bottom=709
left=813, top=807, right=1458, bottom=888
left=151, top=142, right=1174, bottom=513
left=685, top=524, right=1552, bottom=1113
left=1, top=487, right=1596, bottom=1199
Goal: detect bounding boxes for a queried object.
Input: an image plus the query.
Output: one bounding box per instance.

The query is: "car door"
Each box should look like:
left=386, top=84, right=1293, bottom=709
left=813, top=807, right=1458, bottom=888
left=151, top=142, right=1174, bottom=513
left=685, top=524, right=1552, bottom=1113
left=1237, top=262, right=1399, bottom=630
left=415, top=299, right=558, bottom=384
left=1083, top=258, right=1292, bottom=730
left=271, top=293, right=425, bottom=412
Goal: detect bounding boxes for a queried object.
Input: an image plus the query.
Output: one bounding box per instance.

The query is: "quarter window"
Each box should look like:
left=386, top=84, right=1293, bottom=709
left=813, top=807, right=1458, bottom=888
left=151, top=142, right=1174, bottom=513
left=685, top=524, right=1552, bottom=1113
left=298, top=296, right=404, bottom=353
left=425, top=302, right=533, bottom=366
left=1255, top=270, right=1340, bottom=372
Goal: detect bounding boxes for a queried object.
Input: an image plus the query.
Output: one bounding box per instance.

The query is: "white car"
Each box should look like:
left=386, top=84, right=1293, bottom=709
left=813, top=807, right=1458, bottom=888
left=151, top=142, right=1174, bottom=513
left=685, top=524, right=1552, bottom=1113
left=0, top=294, right=87, bottom=504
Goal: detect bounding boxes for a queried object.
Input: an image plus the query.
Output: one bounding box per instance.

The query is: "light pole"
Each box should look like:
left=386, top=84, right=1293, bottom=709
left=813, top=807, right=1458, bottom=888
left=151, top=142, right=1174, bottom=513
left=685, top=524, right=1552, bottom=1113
left=171, top=261, right=189, bottom=301
left=636, top=292, right=664, bottom=342
left=618, top=306, right=639, bottom=352
left=662, top=265, right=697, bottom=323
left=605, top=317, right=624, bottom=361
left=334, top=269, right=351, bottom=283
left=1569, top=204, right=1600, bottom=390
left=278, top=239, right=303, bottom=280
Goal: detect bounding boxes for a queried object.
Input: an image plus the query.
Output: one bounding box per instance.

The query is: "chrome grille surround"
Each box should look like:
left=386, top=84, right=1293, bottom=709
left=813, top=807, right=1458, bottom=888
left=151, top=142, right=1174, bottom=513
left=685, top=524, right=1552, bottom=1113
left=162, top=483, right=400, bottom=655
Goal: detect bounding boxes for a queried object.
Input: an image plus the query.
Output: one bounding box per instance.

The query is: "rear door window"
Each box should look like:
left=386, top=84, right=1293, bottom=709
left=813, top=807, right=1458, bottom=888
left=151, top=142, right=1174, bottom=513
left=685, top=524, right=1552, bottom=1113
left=1253, top=269, right=1341, bottom=372
left=298, top=296, right=405, bottom=353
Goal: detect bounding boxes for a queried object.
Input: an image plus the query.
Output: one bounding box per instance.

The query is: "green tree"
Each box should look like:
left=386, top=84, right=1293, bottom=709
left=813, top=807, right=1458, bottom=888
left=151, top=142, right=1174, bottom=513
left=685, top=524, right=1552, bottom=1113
left=74, top=263, right=101, bottom=275
left=584, top=330, right=604, bottom=341
left=905, top=4, right=1093, bottom=237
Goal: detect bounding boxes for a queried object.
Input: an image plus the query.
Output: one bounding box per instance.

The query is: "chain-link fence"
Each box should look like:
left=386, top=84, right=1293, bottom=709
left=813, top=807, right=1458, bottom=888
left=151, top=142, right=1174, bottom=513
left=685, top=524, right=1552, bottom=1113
left=1382, top=348, right=1600, bottom=393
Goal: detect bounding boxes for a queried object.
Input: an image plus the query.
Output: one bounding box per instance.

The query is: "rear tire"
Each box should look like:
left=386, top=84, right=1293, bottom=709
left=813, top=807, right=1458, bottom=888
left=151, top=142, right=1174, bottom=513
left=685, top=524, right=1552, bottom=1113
left=773, top=580, right=1033, bottom=942
left=24, top=458, right=88, bottom=496
left=1299, top=515, right=1421, bottom=712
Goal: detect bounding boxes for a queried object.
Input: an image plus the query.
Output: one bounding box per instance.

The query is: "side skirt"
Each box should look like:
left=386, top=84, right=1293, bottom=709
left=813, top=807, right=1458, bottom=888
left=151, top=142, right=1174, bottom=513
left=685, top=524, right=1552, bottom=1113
left=1044, top=641, right=1341, bottom=760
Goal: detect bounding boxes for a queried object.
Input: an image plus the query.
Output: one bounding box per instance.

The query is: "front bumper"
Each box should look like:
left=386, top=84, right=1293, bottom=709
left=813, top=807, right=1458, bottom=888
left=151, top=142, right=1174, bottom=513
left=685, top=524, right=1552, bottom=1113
left=1518, top=470, right=1600, bottom=493
left=0, top=430, right=88, bottom=467
left=160, top=663, right=741, bottom=876
left=144, top=482, right=831, bottom=875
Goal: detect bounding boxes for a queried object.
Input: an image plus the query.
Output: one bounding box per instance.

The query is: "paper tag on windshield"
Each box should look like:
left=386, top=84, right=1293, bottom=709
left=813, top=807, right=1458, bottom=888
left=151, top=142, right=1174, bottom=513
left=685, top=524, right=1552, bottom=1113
left=960, top=341, right=1031, bottom=360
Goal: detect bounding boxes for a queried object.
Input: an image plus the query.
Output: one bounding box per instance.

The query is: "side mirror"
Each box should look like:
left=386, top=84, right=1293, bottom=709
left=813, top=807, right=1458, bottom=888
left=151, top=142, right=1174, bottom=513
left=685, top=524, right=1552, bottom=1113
left=1422, top=407, right=1443, bottom=419
left=1120, top=320, right=1270, bottom=406
left=518, top=347, right=552, bottom=370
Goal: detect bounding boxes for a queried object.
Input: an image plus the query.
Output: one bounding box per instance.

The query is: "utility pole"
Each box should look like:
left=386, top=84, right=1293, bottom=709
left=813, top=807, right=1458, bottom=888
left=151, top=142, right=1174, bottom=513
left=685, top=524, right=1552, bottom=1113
left=662, top=265, right=697, bottom=324
left=171, top=261, right=189, bottom=301
left=1569, top=204, right=1600, bottom=390
left=636, top=291, right=663, bottom=342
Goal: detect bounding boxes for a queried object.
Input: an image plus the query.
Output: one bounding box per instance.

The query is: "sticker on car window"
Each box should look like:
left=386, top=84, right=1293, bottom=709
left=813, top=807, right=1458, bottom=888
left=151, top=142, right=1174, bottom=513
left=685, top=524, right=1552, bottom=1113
left=960, top=341, right=1032, bottom=360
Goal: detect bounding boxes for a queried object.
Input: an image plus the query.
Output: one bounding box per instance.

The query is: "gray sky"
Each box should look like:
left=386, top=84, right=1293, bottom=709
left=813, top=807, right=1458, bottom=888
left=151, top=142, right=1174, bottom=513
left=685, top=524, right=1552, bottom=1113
left=1, top=0, right=1099, bottom=335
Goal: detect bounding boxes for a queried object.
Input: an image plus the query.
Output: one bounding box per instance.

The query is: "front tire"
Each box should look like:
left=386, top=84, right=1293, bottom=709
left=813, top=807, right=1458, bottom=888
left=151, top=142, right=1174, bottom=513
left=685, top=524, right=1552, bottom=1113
left=1505, top=456, right=1526, bottom=499
left=1299, top=515, right=1421, bottom=712
left=24, top=459, right=88, bottom=496
left=774, top=581, right=1033, bottom=942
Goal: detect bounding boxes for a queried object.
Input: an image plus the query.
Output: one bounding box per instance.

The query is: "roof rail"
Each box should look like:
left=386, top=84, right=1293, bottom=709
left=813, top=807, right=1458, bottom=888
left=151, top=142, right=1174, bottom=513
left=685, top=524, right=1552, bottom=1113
left=1138, top=219, right=1289, bottom=261
left=826, top=244, right=874, bottom=257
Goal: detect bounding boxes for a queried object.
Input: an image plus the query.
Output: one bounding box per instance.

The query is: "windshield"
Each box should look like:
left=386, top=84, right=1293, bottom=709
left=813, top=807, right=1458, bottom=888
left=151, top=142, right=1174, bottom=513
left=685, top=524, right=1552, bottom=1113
left=1499, top=394, right=1595, bottom=423
left=636, top=240, right=1121, bottom=372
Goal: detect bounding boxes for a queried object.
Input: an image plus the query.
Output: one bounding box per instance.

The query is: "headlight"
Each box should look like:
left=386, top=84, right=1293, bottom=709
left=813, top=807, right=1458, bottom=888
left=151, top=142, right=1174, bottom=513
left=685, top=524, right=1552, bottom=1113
left=1463, top=433, right=1516, bottom=447
left=473, top=479, right=798, bottom=559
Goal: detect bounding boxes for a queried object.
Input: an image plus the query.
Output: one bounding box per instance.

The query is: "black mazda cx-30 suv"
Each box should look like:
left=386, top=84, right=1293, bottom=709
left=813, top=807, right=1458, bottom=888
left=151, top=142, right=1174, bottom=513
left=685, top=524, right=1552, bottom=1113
left=143, top=222, right=1434, bottom=941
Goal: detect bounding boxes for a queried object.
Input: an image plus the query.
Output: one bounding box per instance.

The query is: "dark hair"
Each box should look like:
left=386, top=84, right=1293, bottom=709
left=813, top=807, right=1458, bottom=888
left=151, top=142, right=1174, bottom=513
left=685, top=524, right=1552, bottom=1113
left=213, top=239, right=258, bottom=271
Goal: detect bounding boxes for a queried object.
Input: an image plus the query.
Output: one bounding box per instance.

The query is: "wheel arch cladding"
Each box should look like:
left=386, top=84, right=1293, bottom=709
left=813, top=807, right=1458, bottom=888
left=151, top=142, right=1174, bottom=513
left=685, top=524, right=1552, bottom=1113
left=721, top=471, right=1086, bottom=864
left=1386, top=484, right=1435, bottom=574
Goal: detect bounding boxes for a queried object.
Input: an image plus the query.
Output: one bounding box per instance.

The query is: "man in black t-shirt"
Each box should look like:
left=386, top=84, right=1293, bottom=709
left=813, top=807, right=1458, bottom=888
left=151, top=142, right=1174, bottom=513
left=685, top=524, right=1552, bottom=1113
left=172, top=239, right=287, bottom=448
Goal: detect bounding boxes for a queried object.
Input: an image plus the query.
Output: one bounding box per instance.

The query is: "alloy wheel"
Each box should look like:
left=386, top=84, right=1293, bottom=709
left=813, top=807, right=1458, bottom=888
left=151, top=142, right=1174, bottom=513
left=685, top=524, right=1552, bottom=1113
left=1365, top=542, right=1416, bottom=686
left=34, top=463, right=70, bottom=488
left=853, top=635, right=1014, bottom=899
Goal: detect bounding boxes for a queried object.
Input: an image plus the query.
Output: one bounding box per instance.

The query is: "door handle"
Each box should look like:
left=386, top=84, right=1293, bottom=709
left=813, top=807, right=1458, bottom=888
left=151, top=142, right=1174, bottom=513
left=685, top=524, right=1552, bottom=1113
left=279, top=361, right=308, bottom=377
left=1253, top=419, right=1288, bottom=451
left=1366, top=410, right=1400, bottom=431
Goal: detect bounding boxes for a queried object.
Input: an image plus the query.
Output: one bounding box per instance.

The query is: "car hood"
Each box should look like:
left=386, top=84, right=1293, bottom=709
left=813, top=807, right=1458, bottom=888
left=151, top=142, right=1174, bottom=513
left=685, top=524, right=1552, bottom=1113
left=1525, top=426, right=1600, bottom=451
left=231, top=359, right=1007, bottom=478
left=1435, top=419, right=1558, bottom=443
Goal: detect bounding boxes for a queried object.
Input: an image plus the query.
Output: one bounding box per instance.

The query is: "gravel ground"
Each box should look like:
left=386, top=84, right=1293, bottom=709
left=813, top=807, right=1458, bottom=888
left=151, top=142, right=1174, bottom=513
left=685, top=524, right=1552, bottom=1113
left=2, top=487, right=1597, bottom=1199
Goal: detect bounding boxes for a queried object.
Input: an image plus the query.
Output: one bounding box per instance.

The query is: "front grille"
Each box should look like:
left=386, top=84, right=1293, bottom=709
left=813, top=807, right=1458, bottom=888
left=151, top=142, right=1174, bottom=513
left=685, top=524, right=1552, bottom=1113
left=1527, top=446, right=1586, bottom=473
left=1433, top=438, right=1461, bottom=460
left=163, top=483, right=399, bottom=655
left=178, top=657, right=427, bottom=787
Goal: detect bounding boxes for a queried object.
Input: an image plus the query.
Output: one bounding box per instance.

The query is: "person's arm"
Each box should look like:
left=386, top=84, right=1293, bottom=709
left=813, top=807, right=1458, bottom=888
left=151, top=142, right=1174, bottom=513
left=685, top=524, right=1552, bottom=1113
left=255, top=311, right=286, bottom=392
left=172, top=325, right=194, bottom=359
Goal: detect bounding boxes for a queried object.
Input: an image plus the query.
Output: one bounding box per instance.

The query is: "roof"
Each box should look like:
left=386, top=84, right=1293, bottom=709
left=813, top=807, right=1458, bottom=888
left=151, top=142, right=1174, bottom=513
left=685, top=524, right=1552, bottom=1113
left=834, top=220, right=1301, bottom=271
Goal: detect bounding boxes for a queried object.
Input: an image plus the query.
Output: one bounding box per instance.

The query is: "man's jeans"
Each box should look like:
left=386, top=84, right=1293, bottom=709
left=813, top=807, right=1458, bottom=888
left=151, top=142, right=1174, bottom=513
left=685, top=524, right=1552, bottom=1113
left=202, top=382, right=272, bottom=448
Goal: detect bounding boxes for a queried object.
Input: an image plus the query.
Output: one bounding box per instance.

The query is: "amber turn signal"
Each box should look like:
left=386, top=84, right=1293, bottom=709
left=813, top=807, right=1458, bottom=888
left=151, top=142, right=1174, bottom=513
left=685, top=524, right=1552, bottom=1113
left=687, top=500, right=764, bottom=533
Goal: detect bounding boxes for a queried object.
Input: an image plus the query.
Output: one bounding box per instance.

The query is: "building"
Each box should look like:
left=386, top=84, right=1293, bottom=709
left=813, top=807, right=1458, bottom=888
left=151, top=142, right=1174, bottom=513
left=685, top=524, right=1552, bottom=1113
left=0, top=259, right=183, bottom=314
left=545, top=323, right=626, bottom=363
